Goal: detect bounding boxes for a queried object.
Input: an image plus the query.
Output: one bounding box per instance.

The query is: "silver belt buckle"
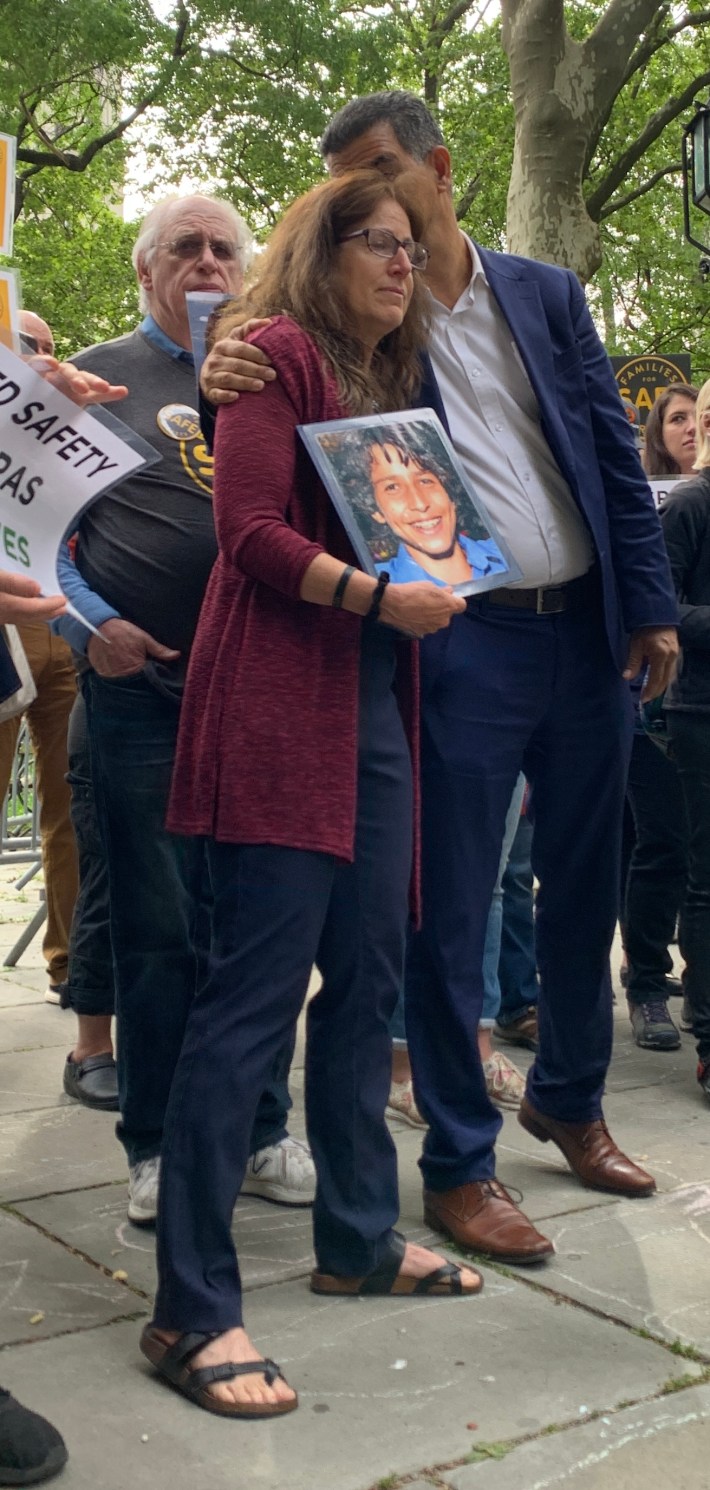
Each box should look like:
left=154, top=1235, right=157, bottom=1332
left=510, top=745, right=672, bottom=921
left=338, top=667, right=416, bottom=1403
left=537, top=586, right=565, bottom=614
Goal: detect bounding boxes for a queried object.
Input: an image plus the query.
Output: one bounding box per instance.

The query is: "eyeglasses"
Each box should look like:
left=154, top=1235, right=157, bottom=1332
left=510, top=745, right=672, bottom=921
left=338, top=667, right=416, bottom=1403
left=161, top=235, right=241, bottom=262
left=338, top=228, right=429, bottom=271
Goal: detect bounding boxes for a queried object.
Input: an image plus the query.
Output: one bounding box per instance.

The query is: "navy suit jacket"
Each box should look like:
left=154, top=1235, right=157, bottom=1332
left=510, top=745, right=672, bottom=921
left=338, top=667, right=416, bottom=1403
left=417, top=246, right=678, bottom=672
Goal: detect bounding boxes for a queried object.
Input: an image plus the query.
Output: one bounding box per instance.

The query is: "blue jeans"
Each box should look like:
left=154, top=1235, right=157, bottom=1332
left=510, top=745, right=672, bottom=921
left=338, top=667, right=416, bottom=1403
left=83, top=670, right=292, bottom=1166
left=65, top=693, right=114, bottom=1018
left=480, top=773, right=527, bottom=1026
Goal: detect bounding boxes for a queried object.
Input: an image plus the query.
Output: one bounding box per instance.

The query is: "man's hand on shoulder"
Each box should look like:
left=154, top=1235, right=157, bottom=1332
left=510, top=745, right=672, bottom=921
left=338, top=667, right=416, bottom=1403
left=87, top=618, right=180, bottom=678
left=624, top=626, right=679, bottom=701
left=200, top=319, right=276, bottom=406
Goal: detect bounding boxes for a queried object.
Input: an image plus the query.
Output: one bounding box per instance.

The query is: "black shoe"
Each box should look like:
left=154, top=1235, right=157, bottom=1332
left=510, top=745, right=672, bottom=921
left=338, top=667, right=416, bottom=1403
left=628, top=1000, right=681, bottom=1051
left=698, top=1060, right=710, bottom=1104
left=63, top=1053, right=119, bottom=1111
left=0, top=1390, right=67, bottom=1485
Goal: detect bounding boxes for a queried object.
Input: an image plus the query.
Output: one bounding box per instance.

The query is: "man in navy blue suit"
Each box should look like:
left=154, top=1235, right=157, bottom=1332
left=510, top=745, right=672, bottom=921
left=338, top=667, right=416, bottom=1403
left=202, top=91, right=679, bottom=1266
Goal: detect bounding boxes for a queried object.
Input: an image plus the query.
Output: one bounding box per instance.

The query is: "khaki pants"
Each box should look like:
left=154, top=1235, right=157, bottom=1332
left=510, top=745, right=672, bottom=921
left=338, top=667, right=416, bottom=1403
left=0, top=623, right=79, bottom=985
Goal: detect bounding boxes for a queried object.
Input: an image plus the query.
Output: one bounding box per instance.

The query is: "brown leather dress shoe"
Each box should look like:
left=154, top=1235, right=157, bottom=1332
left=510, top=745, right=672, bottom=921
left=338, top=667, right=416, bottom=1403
left=423, top=1180, right=554, bottom=1265
left=518, top=1097, right=656, bottom=1197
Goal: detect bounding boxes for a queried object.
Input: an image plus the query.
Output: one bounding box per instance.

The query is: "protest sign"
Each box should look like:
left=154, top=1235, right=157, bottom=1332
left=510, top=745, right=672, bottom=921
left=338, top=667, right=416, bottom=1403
left=0, top=134, right=15, bottom=258
left=0, top=270, right=19, bottom=352
left=648, top=476, right=685, bottom=510
left=0, top=343, right=158, bottom=609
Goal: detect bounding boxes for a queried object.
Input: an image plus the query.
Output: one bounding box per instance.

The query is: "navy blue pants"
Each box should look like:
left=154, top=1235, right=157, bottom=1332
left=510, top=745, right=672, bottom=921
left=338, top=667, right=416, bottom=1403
left=83, top=672, right=295, bottom=1167
left=154, top=627, right=413, bottom=1332
left=406, top=588, right=633, bottom=1189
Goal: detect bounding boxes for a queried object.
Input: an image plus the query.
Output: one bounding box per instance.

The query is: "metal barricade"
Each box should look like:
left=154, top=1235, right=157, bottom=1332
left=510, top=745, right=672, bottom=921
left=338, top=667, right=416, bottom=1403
left=0, top=721, right=46, bottom=964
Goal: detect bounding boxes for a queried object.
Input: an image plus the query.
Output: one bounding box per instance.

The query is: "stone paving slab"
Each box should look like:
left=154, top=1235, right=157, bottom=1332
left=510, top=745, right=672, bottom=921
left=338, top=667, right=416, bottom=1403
left=14, top=1178, right=454, bottom=1302
left=1, top=1272, right=677, bottom=1490
left=448, top=1382, right=710, bottom=1490
left=0, top=1208, right=144, bottom=1346
left=506, top=1181, right=710, bottom=1354
left=0, top=972, right=48, bottom=1007
left=0, top=1003, right=69, bottom=1051
left=0, top=1044, right=76, bottom=1115
left=0, top=1103, right=124, bottom=1202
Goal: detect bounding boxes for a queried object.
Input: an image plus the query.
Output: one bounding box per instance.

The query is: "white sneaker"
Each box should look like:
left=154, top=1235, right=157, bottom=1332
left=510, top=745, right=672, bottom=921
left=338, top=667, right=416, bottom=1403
left=241, top=1136, right=315, bottom=1207
left=45, top=983, right=64, bottom=1005
left=128, top=1156, right=160, bottom=1225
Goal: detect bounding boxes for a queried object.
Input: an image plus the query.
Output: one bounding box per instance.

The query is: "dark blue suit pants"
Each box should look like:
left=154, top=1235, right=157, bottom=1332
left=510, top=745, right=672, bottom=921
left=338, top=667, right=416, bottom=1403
left=406, top=587, right=633, bottom=1190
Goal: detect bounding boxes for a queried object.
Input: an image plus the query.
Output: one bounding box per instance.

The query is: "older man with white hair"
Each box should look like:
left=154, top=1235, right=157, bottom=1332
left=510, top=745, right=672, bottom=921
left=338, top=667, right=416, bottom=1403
left=56, top=194, right=315, bottom=1224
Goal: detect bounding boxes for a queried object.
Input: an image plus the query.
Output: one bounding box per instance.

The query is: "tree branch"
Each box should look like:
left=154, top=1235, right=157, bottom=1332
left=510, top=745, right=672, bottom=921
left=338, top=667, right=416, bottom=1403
left=599, top=160, right=682, bottom=218
left=430, top=0, right=479, bottom=42
left=624, top=9, right=710, bottom=89
left=455, top=174, right=482, bottom=219
left=586, top=67, right=710, bottom=219
left=15, top=4, right=190, bottom=176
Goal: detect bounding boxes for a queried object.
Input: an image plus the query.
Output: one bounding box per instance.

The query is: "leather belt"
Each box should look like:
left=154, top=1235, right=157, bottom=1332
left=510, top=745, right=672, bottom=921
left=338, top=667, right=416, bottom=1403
left=484, top=568, right=597, bottom=615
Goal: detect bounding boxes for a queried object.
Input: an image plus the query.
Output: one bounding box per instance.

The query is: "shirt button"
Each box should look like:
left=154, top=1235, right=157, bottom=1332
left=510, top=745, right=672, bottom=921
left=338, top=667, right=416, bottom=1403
left=495, top=422, right=503, bottom=431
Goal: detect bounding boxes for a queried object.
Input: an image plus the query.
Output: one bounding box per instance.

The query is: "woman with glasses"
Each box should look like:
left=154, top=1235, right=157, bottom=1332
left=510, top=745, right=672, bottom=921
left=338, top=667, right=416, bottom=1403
left=659, top=379, right=710, bottom=1104
left=140, top=171, right=479, bottom=1421
left=621, top=384, right=699, bottom=1052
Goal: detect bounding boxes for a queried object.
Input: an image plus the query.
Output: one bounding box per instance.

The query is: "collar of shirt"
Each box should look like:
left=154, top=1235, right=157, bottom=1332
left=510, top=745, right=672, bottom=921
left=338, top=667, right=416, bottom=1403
left=427, top=233, right=486, bottom=318
left=140, top=314, right=194, bottom=366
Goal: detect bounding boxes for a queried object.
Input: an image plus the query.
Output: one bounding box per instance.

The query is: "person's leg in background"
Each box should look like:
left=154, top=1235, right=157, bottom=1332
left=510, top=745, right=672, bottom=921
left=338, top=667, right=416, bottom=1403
left=623, top=729, right=687, bottom=1050
left=479, top=772, right=527, bottom=1108
left=494, top=802, right=540, bottom=1049
left=19, top=625, right=79, bottom=1003
left=666, top=712, right=710, bottom=1100
left=0, top=624, right=78, bottom=1005
left=84, top=671, right=314, bottom=1224
left=61, top=690, right=117, bottom=1111
left=385, top=984, right=427, bottom=1128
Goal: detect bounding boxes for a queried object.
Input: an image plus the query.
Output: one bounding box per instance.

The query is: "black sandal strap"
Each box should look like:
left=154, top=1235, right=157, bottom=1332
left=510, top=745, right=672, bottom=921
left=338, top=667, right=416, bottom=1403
left=159, top=1332, right=220, bottom=1379
left=358, top=1230, right=406, bottom=1295
left=190, top=1359, right=284, bottom=1391
left=413, top=1262, right=463, bottom=1295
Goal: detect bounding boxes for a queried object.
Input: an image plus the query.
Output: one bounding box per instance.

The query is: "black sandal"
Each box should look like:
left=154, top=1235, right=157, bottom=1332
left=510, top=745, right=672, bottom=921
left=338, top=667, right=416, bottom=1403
left=310, top=1229, right=483, bottom=1297
left=140, top=1327, right=298, bottom=1419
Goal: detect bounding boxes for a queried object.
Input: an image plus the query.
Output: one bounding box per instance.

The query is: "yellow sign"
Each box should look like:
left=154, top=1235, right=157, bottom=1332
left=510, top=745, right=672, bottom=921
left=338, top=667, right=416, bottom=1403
left=0, top=270, right=18, bottom=351
left=0, top=134, right=16, bottom=258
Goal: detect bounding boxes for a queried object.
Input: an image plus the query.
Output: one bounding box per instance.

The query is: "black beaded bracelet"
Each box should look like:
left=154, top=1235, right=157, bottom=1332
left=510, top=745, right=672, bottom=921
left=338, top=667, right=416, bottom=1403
left=332, top=565, right=355, bottom=609
left=368, top=571, right=390, bottom=622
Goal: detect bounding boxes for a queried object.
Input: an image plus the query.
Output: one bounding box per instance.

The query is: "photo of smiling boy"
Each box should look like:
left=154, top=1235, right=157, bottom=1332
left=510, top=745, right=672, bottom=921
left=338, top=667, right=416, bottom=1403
left=368, top=439, right=507, bottom=586
left=299, top=407, right=520, bottom=598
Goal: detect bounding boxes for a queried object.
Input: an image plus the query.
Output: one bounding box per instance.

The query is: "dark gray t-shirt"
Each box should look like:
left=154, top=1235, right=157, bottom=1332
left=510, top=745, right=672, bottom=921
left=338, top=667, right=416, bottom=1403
left=72, top=330, right=217, bottom=677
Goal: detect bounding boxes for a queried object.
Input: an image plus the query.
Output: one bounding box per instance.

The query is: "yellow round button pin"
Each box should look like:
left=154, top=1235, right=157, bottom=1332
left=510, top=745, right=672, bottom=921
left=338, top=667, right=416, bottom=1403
left=156, top=404, right=201, bottom=440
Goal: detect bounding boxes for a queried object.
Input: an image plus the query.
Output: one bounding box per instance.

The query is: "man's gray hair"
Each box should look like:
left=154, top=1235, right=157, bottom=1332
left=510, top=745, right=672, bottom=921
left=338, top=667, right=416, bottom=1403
left=320, top=91, right=445, bottom=162
left=132, top=194, right=253, bottom=313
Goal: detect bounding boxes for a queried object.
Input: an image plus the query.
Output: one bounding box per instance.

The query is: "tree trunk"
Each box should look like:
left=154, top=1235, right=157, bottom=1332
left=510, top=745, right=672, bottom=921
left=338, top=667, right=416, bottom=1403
left=500, top=0, right=664, bottom=281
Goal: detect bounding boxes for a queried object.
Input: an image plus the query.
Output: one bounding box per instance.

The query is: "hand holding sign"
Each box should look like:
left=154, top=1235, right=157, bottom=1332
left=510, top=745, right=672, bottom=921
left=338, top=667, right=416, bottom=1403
left=0, top=571, right=64, bottom=623
left=0, top=343, right=157, bottom=612
left=28, top=358, right=129, bottom=408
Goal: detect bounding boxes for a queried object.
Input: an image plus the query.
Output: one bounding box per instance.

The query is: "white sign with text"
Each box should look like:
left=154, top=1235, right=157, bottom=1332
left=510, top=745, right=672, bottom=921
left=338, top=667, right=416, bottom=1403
left=0, top=344, right=153, bottom=605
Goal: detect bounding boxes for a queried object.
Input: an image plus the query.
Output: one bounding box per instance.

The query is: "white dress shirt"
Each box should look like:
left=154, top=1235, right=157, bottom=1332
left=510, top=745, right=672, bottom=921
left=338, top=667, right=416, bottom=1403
left=427, top=236, right=594, bottom=588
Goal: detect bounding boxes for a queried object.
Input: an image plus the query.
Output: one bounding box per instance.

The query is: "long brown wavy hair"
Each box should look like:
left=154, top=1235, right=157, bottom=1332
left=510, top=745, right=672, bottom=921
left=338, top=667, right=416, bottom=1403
left=212, top=171, right=430, bottom=415
left=642, top=383, right=699, bottom=477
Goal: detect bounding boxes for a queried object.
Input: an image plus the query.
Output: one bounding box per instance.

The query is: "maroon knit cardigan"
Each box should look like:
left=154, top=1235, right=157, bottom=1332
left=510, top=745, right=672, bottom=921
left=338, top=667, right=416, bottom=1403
left=167, top=317, right=420, bottom=875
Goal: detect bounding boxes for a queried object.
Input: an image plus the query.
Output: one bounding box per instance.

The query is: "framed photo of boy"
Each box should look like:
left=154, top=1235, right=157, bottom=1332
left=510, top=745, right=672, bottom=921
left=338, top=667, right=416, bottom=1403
left=298, top=408, right=521, bottom=597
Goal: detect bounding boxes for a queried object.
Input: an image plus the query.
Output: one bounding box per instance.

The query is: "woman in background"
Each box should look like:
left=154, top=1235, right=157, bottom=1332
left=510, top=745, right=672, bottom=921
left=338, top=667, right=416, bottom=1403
left=622, top=385, right=697, bottom=1051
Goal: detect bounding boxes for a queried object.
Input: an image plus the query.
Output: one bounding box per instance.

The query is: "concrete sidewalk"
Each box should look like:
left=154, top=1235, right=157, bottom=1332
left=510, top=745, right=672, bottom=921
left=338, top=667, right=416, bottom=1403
left=0, top=864, right=708, bottom=1490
